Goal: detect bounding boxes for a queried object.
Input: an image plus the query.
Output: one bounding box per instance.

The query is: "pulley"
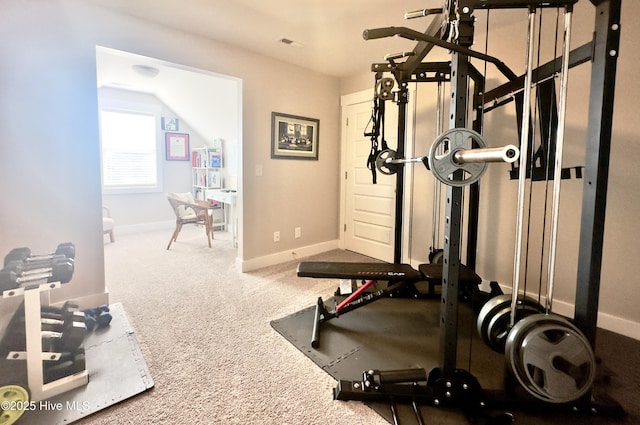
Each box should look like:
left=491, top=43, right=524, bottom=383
left=376, top=77, right=395, bottom=101
left=504, top=314, right=596, bottom=404
left=428, top=248, right=443, bottom=265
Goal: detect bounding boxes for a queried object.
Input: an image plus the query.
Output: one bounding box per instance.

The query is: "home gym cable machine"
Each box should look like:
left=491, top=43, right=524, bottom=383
left=298, top=9, right=519, bottom=349
left=297, top=0, right=622, bottom=422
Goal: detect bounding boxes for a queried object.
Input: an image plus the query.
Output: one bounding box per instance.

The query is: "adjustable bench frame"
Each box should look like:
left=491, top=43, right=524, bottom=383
left=297, top=261, right=482, bottom=348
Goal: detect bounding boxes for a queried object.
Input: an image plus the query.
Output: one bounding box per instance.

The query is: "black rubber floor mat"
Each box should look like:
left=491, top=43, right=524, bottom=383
left=271, top=296, right=638, bottom=425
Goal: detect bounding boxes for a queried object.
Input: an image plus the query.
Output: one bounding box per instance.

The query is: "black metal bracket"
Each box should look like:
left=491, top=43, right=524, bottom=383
left=371, top=61, right=451, bottom=85
left=334, top=368, right=513, bottom=424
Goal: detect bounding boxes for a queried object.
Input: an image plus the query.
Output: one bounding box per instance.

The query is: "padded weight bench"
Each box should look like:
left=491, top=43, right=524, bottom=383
left=297, top=261, right=481, bottom=348
left=418, top=263, right=482, bottom=296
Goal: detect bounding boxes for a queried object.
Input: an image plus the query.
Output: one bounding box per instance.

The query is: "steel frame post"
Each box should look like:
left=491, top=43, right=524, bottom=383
left=440, top=51, right=471, bottom=377
left=468, top=66, right=486, bottom=270
left=394, top=84, right=410, bottom=263
left=574, top=0, right=621, bottom=347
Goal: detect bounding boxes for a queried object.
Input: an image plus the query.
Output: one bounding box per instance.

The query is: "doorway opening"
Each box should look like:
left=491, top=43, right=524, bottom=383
left=95, top=46, right=242, bottom=253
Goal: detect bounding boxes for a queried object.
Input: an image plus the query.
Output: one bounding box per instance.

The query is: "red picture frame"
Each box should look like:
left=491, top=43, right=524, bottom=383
left=165, top=132, right=190, bottom=161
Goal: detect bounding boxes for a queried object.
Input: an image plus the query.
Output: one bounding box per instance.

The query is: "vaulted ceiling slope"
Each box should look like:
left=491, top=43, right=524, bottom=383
left=88, top=0, right=445, bottom=78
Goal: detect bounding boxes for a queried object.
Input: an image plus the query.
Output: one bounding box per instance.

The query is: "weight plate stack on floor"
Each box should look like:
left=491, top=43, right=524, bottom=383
left=504, top=313, right=596, bottom=404
left=477, top=294, right=544, bottom=353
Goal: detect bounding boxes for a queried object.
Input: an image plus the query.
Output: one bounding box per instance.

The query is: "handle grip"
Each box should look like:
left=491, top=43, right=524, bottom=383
left=363, top=27, right=400, bottom=40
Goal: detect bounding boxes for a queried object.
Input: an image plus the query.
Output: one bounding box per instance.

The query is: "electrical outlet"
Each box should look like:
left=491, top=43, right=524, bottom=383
left=274, top=231, right=280, bottom=242
left=295, top=227, right=301, bottom=239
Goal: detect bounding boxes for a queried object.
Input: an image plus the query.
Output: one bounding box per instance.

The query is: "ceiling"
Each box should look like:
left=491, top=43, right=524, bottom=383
left=89, top=0, right=455, bottom=78
left=93, top=0, right=458, bottom=142
left=92, top=1, right=523, bottom=142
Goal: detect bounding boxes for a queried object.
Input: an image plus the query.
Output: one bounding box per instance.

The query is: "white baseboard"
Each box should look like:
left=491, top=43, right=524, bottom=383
left=550, top=299, right=640, bottom=341
left=113, top=221, right=174, bottom=236
left=239, top=239, right=340, bottom=272
left=497, top=288, right=640, bottom=341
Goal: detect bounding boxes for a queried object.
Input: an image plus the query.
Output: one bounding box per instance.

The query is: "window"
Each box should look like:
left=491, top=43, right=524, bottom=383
left=100, top=109, right=161, bottom=193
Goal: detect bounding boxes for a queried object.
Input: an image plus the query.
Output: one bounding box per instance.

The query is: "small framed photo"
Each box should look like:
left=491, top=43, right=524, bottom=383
left=162, top=117, right=179, bottom=131
left=165, top=132, right=190, bottom=161
left=208, top=171, right=222, bottom=188
left=271, top=112, right=319, bottom=160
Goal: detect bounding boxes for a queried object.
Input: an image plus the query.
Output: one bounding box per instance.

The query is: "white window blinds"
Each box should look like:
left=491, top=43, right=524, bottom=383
left=100, top=110, right=158, bottom=189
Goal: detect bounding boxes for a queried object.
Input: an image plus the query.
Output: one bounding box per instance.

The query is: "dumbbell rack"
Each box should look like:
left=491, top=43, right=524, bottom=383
left=2, top=280, right=88, bottom=402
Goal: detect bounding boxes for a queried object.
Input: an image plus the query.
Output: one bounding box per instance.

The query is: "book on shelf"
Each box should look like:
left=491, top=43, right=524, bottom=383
left=209, top=152, right=222, bottom=168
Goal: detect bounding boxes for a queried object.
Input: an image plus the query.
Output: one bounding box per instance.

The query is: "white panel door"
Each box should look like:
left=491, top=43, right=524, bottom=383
left=343, top=99, right=399, bottom=262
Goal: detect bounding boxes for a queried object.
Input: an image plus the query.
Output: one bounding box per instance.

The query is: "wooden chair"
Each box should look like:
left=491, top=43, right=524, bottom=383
left=166, top=192, right=213, bottom=250
left=103, top=206, right=115, bottom=243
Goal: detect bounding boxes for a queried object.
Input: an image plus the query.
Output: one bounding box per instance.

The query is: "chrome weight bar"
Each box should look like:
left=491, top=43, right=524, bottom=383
left=374, top=149, right=428, bottom=176
left=374, top=129, right=519, bottom=186
left=428, top=128, right=519, bottom=187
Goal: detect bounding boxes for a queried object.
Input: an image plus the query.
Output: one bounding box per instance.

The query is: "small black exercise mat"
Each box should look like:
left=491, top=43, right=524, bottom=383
left=271, top=296, right=640, bottom=424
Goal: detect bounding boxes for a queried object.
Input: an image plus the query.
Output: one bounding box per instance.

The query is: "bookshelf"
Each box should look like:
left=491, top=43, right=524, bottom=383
left=191, top=144, right=225, bottom=229
left=191, top=146, right=223, bottom=199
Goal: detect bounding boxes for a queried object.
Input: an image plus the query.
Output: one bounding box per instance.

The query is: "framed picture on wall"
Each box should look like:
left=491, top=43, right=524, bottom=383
left=271, top=112, right=319, bottom=160
left=165, top=132, right=190, bottom=161
left=162, top=117, right=179, bottom=131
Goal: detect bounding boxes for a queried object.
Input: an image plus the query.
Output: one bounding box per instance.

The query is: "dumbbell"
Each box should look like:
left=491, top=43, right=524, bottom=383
left=43, top=349, right=86, bottom=383
left=3, top=245, right=75, bottom=274
left=5, top=310, right=87, bottom=353
left=41, top=302, right=85, bottom=328
left=41, top=302, right=87, bottom=352
left=41, top=311, right=86, bottom=331
left=84, top=305, right=112, bottom=331
left=0, top=257, right=74, bottom=290
left=3, top=243, right=75, bottom=267
left=41, top=319, right=87, bottom=353
left=6, top=254, right=69, bottom=273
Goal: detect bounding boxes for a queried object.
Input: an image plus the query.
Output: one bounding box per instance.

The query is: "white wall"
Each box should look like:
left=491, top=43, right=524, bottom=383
left=0, top=0, right=342, bottom=307
left=0, top=0, right=106, bottom=307
left=340, top=2, right=640, bottom=339
left=99, top=86, right=208, bottom=227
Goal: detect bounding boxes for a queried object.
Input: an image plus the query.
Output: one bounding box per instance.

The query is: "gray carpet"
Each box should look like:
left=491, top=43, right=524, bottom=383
left=77, top=226, right=638, bottom=424
left=83, top=226, right=388, bottom=424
